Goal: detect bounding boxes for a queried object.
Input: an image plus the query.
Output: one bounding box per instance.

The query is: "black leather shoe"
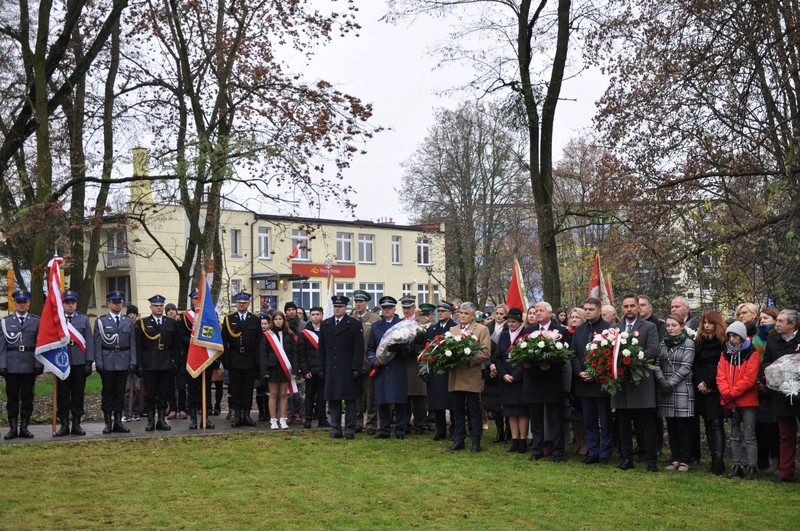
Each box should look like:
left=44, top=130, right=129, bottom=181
left=770, top=474, right=794, bottom=483
left=553, top=455, right=564, bottom=463
left=366, top=427, right=375, bottom=435
left=583, top=455, right=600, bottom=464
left=432, top=432, right=446, bottom=441
left=71, top=417, right=86, bottom=436
left=599, top=457, right=610, bottom=465
left=647, top=462, right=658, bottom=472
left=447, top=442, right=465, bottom=451
left=330, top=433, right=342, bottom=439
left=727, top=465, right=744, bottom=479
left=344, top=433, right=355, bottom=440
left=375, top=433, right=390, bottom=439
left=396, top=434, right=405, bottom=440
left=529, top=454, right=545, bottom=461
left=618, top=459, right=634, bottom=470
left=471, top=444, right=482, bottom=453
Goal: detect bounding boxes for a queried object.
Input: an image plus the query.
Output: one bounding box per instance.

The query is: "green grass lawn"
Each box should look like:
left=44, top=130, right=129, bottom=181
left=0, top=430, right=798, bottom=529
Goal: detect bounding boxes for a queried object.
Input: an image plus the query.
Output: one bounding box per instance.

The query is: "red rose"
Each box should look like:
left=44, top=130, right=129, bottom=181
left=591, top=360, right=598, bottom=367
left=599, top=377, right=608, bottom=384
left=623, top=357, right=631, bottom=365
left=617, top=367, right=625, bottom=376
left=604, top=349, right=611, bottom=355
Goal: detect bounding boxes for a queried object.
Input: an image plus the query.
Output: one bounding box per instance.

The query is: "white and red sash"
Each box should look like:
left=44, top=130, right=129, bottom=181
left=301, top=329, right=319, bottom=349
left=265, top=331, right=298, bottom=394
left=67, top=322, right=87, bottom=353
left=184, top=309, right=196, bottom=328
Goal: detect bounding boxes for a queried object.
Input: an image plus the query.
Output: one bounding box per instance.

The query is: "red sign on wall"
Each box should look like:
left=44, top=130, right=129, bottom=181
left=292, top=263, right=356, bottom=278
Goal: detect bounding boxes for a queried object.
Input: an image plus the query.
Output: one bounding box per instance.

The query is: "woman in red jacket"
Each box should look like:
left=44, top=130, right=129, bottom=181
left=716, top=321, right=760, bottom=480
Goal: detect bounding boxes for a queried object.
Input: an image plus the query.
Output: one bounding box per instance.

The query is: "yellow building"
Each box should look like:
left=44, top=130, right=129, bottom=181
left=89, top=204, right=446, bottom=315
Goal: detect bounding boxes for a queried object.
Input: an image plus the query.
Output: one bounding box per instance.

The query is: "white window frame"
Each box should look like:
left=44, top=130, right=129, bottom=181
left=336, top=232, right=353, bottom=263
left=391, top=236, right=401, bottom=265
left=402, top=283, right=413, bottom=297
left=417, top=237, right=431, bottom=266
left=358, top=282, right=384, bottom=304
left=230, top=279, right=242, bottom=303
left=292, top=281, right=320, bottom=309
left=335, top=282, right=354, bottom=306
left=292, top=229, right=310, bottom=261
left=258, top=227, right=271, bottom=259
left=358, top=234, right=375, bottom=264
left=231, top=229, right=241, bottom=257
left=417, top=284, right=440, bottom=304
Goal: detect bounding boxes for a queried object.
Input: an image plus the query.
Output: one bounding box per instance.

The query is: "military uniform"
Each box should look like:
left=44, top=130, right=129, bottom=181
left=221, top=293, right=262, bottom=427
left=93, top=291, right=137, bottom=434
left=55, top=290, right=95, bottom=436
left=351, top=290, right=380, bottom=433
left=0, top=290, right=41, bottom=439
left=136, top=295, right=179, bottom=431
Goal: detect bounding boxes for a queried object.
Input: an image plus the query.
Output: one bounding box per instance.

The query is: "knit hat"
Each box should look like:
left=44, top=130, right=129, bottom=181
left=726, top=321, right=747, bottom=340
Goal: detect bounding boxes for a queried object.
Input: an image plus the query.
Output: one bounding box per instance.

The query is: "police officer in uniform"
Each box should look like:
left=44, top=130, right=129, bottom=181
left=136, top=295, right=179, bottom=431
left=0, top=290, right=41, bottom=439
left=182, top=289, right=218, bottom=430
left=221, top=292, right=262, bottom=428
left=55, top=290, right=95, bottom=436
left=350, top=289, right=380, bottom=434
left=93, top=291, right=137, bottom=434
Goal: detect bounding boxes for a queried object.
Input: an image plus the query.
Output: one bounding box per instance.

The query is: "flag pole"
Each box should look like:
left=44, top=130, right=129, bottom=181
left=52, top=374, right=57, bottom=436
left=201, top=370, right=207, bottom=429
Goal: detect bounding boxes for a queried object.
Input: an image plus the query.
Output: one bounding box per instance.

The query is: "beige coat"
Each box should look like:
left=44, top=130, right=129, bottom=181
left=448, top=322, right=491, bottom=393
left=351, top=309, right=380, bottom=372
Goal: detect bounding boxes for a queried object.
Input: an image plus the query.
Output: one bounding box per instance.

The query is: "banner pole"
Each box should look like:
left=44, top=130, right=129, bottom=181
left=202, top=371, right=207, bottom=429
left=52, top=374, right=57, bottom=436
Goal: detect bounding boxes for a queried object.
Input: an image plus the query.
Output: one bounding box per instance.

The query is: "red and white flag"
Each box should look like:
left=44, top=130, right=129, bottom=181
left=287, top=244, right=300, bottom=262
left=505, top=257, right=528, bottom=311
left=587, top=253, right=614, bottom=306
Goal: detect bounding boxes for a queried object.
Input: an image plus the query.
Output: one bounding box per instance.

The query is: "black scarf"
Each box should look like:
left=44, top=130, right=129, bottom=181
left=664, top=329, right=688, bottom=348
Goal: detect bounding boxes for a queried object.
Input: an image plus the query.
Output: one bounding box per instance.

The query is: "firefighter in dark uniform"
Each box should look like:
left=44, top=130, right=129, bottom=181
left=182, top=288, right=217, bottom=430
left=55, top=290, right=95, bottom=436
left=93, top=291, right=137, bottom=434
left=0, top=290, right=41, bottom=439
left=136, top=294, right=179, bottom=431
left=221, top=292, right=263, bottom=428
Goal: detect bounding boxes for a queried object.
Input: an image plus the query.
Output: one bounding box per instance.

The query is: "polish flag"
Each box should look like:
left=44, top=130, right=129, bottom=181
left=287, top=244, right=300, bottom=262
left=505, top=257, right=528, bottom=311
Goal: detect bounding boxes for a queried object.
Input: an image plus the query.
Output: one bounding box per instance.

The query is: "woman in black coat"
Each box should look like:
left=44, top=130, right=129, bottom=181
left=260, top=311, right=298, bottom=430
left=490, top=308, right=530, bottom=453
left=692, top=310, right=727, bottom=475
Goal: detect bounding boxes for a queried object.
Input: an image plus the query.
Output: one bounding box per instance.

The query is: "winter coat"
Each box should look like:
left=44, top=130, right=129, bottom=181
left=260, top=329, right=299, bottom=383
left=425, top=318, right=456, bottom=410
left=447, top=322, right=491, bottom=393
left=655, top=336, right=695, bottom=418
left=571, top=318, right=612, bottom=398
left=762, top=331, right=800, bottom=417
left=717, top=341, right=760, bottom=409
left=316, top=314, right=364, bottom=401
left=610, top=318, right=660, bottom=410
left=692, top=336, right=724, bottom=420
left=368, top=315, right=410, bottom=404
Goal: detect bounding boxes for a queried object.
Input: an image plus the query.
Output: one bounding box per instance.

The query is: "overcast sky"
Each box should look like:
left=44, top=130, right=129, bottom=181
left=300, top=1, right=608, bottom=224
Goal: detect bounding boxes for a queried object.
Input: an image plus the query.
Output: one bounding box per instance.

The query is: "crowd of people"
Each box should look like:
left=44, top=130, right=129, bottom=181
left=1, top=287, right=798, bottom=484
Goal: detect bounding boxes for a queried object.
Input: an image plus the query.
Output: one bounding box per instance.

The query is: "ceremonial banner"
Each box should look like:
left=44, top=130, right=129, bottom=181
left=505, top=257, right=528, bottom=311
left=186, top=272, right=224, bottom=378
left=34, top=257, right=72, bottom=380
left=587, top=253, right=614, bottom=306
left=323, top=273, right=335, bottom=320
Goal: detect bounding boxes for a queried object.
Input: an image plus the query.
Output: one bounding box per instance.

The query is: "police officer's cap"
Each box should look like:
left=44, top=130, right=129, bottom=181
left=379, top=296, right=397, bottom=308
left=148, top=294, right=166, bottom=305
left=234, top=292, right=251, bottom=302
left=62, top=290, right=79, bottom=302
left=436, top=302, right=454, bottom=312
left=331, top=295, right=350, bottom=307
left=106, top=291, right=125, bottom=303
left=353, top=290, right=371, bottom=302
left=12, top=289, right=31, bottom=302
left=189, top=288, right=199, bottom=298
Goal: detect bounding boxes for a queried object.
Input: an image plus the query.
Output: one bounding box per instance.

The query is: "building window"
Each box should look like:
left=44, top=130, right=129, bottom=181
left=335, top=282, right=354, bottom=305
left=358, top=282, right=384, bottom=304
left=417, top=283, right=440, bottom=304
left=258, top=227, right=270, bottom=259
left=391, top=236, right=401, bottom=265
left=292, top=281, right=320, bottom=309
left=358, top=234, right=374, bottom=264
left=336, top=232, right=353, bottom=262
left=257, top=279, right=278, bottom=290
left=106, top=229, right=128, bottom=256
left=417, top=238, right=431, bottom=266
left=231, top=229, right=241, bottom=256
left=106, top=276, right=130, bottom=305
left=230, top=279, right=242, bottom=301
left=402, top=283, right=413, bottom=297
left=292, top=229, right=310, bottom=261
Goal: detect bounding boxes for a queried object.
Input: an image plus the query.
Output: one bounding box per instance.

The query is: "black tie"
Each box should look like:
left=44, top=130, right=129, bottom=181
left=156, top=318, right=161, bottom=327
left=335, top=319, right=341, bottom=327
left=67, top=315, right=73, bottom=323
left=19, top=316, right=24, bottom=326
left=540, top=326, right=545, bottom=332
left=115, top=315, right=120, bottom=325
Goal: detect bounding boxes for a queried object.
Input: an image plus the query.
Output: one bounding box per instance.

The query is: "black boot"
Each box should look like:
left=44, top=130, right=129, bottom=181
left=71, top=415, right=86, bottom=436
left=257, top=396, right=268, bottom=421
left=711, top=457, right=725, bottom=476
left=18, top=417, right=34, bottom=438
left=745, top=466, right=758, bottom=481
left=518, top=439, right=528, bottom=454
left=201, top=411, right=215, bottom=429
left=726, top=465, right=744, bottom=479
left=102, top=412, right=113, bottom=434
left=145, top=410, right=156, bottom=432
left=55, top=416, right=71, bottom=437
left=241, top=408, right=256, bottom=427
left=508, top=439, right=520, bottom=453
left=231, top=408, right=242, bottom=428
left=189, top=409, right=198, bottom=430
left=156, top=408, right=171, bottom=431
left=112, top=411, right=130, bottom=433
left=710, top=419, right=726, bottom=476
left=4, top=417, right=18, bottom=440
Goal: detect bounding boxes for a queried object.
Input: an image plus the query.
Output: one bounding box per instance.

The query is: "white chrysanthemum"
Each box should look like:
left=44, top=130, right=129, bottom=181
left=564, top=342, right=569, bottom=348
left=632, top=338, right=639, bottom=345
left=637, top=352, right=644, bottom=360
left=444, top=331, right=453, bottom=337
left=471, top=334, right=478, bottom=340
left=555, top=342, right=563, bottom=349
left=463, top=348, right=471, bottom=355
left=445, top=350, right=453, bottom=357
left=600, top=340, right=608, bottom=346
left=531, top=331, right=541, bottom=338
left=622, top=349, right=631, bottom=357
left=519, top=341, right=528, bottom=349
left=619, top=338, right=627, bottom=345
left=537, top=341, right=545, bottom=348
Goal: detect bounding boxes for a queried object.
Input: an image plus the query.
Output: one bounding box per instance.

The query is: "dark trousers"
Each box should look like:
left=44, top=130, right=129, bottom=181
left=776, top=415, right=800, bottom=479
left=144, top=370, right=173, bottom=411
left=304, top=376, right=326, bottom=421
left=756, top=421, right=779, bottom=468
left=618, top=407, right=657, bottom=464
left=665, top=417, right=693, bottom=463
left=169, top=369, right=189, bottom=412
left=530, top=402, right=564, bottom=457
left=581, top=396, right=614, bottom=459
left=56, top=365, right=87, bottom=418
left=406, top=396, right=427, bottom=431
left=123, top=373, right=141, bottom=415
left=228, top=367, right=257, bottom=410
left=379, top=403, right=407, bottom=436
left=451, top=391, right=482, bottom=445
left=4, top=372, right=35, bottom=419
left=187, top=369, right=213, bottom=410
left=359, top=376, right=377, bottom=430
left=212, top=380, right=224, bottom=408
left=101, top=370, right=128, bottom=413
left=689, top=414, right=701, bottom=460
left=329, top=399, right=357, bottom=436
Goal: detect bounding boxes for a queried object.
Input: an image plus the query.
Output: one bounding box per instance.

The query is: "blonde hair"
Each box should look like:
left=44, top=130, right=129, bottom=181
left=735, top=303, right=758, bottom=321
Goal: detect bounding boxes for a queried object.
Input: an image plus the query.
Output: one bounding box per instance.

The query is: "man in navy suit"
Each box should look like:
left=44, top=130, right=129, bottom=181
left=317, top=295, right=364, bottom=439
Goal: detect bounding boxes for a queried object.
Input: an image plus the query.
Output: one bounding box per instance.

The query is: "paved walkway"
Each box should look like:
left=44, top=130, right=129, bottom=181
left=0, top=411, right=321, bottom=445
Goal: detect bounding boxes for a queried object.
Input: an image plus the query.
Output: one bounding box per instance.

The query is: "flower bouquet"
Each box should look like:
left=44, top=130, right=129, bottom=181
left=370, top=319, right=420, bottom=377
left=418, top=330, right=485, bottom=377
left=764, top=353, right=800, bottom=402
left=507, top=329, right=571, bottom=367
left=584, top=328, right=658, bottom=395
